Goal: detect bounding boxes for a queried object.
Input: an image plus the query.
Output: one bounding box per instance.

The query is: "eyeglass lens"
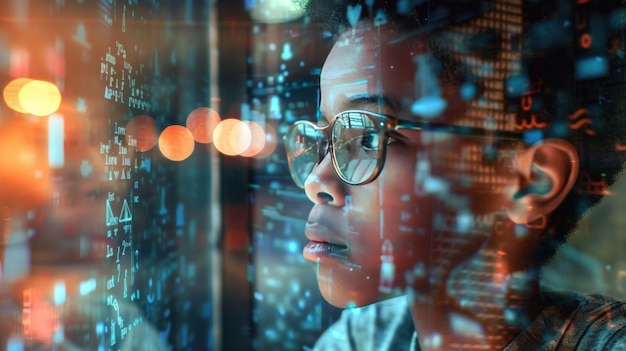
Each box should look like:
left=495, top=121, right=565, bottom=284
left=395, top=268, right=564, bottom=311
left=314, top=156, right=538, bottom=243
left=286, top=123, right=324, bottom=188
left=332, top=112, right=385, bottom=185
left=286, top=111, right=388, bottom=187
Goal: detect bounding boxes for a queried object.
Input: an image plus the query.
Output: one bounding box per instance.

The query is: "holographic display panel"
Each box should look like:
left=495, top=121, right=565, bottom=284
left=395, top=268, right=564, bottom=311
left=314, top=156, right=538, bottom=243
left=0, top=1, right=217, bottom=350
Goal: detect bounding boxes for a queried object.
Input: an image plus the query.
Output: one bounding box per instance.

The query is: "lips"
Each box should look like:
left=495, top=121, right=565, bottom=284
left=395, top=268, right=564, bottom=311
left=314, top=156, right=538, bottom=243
left=303, top=206, right=350, bottom=262
left=304, top=238, right=348, bottom=254
left=303, top=240, right=350, bottom=262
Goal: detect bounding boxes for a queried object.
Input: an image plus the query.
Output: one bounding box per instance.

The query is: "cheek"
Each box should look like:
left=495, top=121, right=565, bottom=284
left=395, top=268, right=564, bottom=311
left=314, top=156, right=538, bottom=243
left=422, top=138, right=517, bottom=213
left=379, top=193, right=435, bottom=290
left=363, top=151, right=434, bottom=280
left=346, top=148, right=424, bottom=249
left=378, top=148, right=444, bottom=274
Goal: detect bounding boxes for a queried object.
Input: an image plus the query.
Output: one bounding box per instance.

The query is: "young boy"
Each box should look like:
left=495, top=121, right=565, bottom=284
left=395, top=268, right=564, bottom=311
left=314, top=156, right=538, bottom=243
left=285, top=1, right=626, bottom=349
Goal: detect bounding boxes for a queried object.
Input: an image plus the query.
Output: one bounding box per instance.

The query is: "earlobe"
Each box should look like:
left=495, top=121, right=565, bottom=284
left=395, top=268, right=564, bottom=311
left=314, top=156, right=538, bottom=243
left=506, top=139, right=579, bottom=224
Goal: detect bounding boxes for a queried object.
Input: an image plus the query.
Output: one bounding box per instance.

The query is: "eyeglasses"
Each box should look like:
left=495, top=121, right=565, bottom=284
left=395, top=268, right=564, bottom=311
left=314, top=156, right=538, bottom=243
left=284, top=110, right=522, bottom=188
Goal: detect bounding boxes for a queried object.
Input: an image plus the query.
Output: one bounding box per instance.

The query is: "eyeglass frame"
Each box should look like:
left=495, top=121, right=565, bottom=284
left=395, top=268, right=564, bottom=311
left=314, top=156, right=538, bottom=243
left=284, top=109, right=524, bottom=188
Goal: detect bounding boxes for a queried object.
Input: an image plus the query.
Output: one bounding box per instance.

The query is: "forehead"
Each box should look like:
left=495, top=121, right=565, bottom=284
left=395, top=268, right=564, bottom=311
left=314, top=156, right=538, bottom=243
left=322, top=23, right=424, bottom=69
left=319, top=23, right=429, bottom=119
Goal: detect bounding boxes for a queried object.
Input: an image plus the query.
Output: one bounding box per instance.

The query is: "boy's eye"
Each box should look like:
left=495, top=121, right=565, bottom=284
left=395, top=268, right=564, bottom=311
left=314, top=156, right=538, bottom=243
left=360, top=132, right=381, bottom=150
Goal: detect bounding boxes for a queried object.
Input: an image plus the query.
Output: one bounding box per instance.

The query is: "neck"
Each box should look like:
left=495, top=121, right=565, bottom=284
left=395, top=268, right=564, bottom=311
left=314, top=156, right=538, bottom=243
left=409, top=247, right=546, bottom=350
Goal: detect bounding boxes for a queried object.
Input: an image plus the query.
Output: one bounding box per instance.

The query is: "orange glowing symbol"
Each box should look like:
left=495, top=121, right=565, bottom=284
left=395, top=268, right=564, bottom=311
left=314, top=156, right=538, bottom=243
left=213, top=119, right=252, bottom=156
left=126, top=115, right=158, bottom=152
left=3, top=78, right=62, bottom=116
left=254, top=123, right=278, bottom=159
left=240, top=121, right=266, bottom=157
left=158, top=125, right=195, bottom=161
left=186, top=107, right=222, bottom=144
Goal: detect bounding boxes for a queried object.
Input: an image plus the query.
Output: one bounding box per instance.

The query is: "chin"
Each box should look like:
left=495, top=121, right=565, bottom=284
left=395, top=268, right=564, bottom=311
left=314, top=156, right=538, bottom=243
left=320, top=289, right=376, bottom=309
left=316, top=269, right=396, bottom=308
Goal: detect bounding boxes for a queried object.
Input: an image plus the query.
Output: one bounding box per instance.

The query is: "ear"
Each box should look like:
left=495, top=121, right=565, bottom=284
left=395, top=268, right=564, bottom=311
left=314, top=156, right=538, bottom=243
left=506, top=139, right=579, bottom=224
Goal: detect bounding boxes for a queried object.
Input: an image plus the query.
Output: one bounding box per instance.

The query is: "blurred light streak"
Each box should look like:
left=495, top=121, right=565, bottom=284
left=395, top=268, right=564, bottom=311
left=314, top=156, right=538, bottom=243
left=48, top=114, right=64, bottom=168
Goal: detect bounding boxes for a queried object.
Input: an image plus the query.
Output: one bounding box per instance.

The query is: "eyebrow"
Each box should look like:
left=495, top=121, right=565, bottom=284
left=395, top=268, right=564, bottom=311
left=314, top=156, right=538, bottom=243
left=319, top=93, right=400, bottom=121
left=345, top=94, right=398, bottom=112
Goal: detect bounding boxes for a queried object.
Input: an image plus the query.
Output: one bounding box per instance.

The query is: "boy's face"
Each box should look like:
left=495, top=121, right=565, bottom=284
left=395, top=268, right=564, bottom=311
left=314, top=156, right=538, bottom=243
left=302, top=23, right=518, bottom=308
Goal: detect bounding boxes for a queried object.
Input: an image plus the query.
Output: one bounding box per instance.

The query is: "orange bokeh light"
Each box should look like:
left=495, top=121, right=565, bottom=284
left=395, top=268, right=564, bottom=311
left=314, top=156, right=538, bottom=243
left=126, top=115, right=158, bottom=152
left=213, top=119, right=252, bottom=156
left=186, top=107, right=222, bottom=144
left=4, top=78, right=33, bottom=113
left=254, top=123, right=278, bottom=159
left=20, top=80, right=62, bottom=116
left=3, top=79, right=61, bottom=116
left=158, top=125, right=195, bottom=161
left=240, top=121, right=266, bottom=157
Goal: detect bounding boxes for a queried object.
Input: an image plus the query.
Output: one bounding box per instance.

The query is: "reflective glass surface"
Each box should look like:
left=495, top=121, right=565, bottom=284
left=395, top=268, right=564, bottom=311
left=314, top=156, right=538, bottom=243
left=1, top=1, right=626, bottom=351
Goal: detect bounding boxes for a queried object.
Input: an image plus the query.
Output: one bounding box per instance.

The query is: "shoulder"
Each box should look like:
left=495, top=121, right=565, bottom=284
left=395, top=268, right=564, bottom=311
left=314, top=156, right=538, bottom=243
left=564, top=292, right=626, bottom=350
left=313, top=296, right=414, bottom=351
left=505, top=288, right=626, bottom=351
left=544, top=288, right=626, bottom=351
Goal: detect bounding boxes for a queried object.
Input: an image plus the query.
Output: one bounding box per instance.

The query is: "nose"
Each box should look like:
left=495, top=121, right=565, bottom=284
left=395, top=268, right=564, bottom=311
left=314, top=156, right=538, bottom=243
left=303, top=153, right=346, bottom=207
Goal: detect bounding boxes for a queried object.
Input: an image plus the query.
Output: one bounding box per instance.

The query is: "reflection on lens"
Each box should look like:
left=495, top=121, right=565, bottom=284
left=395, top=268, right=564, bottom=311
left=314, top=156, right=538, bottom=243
left=286, top=123, right=323, bottom=188
left=336, top=155, right=378, bottom=185
left=332, top=112, right=384, bottom=184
